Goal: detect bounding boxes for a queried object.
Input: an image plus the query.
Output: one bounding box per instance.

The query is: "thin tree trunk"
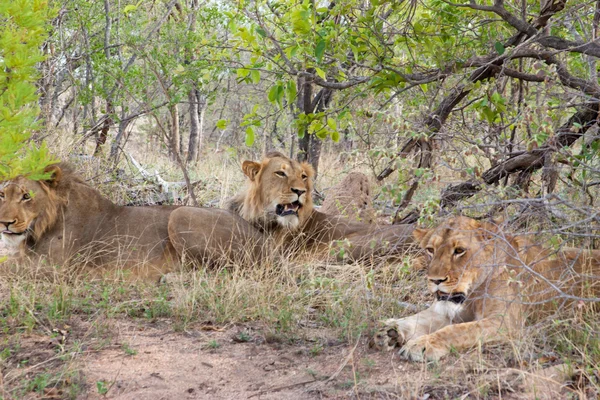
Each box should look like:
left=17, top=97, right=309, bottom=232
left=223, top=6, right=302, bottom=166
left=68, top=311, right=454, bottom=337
left=187, top=88, right=200, bottom=163
left=93, top=101, right=113, bottom=156
left=307, top=88, right=333, bottom=176
left=196, top=93, right=206, bottom=161
left=170, top=104, right=180, bottom=160
left=110, top=118, right=132, bottom=161
left=297, top=74, right=313, bottom=163
left=94, top=0, right=114, bottom=157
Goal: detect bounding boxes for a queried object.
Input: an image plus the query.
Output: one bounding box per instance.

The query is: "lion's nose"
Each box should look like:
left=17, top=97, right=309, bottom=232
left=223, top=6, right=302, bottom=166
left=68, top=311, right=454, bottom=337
left=429, top=277, right=448, bottom=285
left=291, top=188, right=306, bottom=197
left=0, top=220, right=16, bottom=228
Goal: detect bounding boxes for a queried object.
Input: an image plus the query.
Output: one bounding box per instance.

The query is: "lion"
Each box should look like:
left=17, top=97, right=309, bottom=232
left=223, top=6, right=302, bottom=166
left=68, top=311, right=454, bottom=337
left=321, top=172, right=375, bottom=224
left=0, top=163, right=262, bottom=280
left=222, top=152, right=415, bottom=260
left=371, top=216, right=600, bottom=361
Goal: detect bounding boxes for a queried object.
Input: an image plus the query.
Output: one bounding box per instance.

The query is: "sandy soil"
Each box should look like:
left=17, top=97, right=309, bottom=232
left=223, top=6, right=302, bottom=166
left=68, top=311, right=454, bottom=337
left=2, top=316, right=575, bottom=399
left=76, top=320, right=428, bottom=400
left=66, top=319, right=569, bottom=400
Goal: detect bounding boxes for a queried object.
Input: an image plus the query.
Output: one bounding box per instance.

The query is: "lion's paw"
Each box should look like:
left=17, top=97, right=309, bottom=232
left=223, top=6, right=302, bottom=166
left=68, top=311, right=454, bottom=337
left=370, top=319, right=408, bottom=351
left=399, top=335, right=449, bottom=362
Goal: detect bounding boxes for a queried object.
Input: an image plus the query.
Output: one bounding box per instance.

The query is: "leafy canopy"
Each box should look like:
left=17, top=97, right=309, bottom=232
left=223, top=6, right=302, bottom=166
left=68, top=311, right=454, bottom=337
left=0, top=0, right=58, bottom=180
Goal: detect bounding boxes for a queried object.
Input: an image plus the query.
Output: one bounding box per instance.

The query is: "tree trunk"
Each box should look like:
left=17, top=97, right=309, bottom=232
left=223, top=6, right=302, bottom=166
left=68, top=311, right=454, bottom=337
left=296, top=73, right=333, bottom=177
left=197, top=93, right=206, bottom=159
left=297, top=74, right=313, bottom=163
left=93, top=101, right=113, bottom=156
left=187, top=88, right=200, bottom=163
left=110, top=118, right=132, bottom=161
left=170, top=103, right=180, bottom=160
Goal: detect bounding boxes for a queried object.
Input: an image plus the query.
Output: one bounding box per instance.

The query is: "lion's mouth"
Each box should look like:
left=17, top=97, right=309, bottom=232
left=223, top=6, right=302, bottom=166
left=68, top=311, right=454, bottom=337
left=2, top=230, right=24, bottom=235
left=275, top=201, right=302, bottom=217
left=436, top=291, right=466, bottom=304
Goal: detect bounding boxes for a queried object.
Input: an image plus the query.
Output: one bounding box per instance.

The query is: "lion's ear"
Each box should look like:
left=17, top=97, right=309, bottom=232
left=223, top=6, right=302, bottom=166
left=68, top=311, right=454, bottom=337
left=511, top=234, right=532, bottom=252
left=43, top=165, right=62, bottom=188
left=413, top=228, right=431, bottom=248
left=477, top=220, right=499, bottom=240
left=242, top=160, right=262, bottom=181
left=301, top=162, right=314, bottom=178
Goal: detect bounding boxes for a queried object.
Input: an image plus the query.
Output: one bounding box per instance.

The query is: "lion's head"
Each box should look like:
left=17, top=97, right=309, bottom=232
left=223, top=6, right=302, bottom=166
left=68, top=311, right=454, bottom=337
left=0, top=164, right=70, bottom=252
left=413, top=216, right=525, bottom=305
left=232, top=152, right=315, bottom=231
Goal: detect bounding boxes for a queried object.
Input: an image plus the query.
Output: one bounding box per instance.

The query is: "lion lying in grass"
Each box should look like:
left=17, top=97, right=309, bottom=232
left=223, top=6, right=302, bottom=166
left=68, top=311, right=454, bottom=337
left=0, top=155, right=414, bottom=279
left=218, top=151, right=415, bottom=261
left=0, top=163, right=262, bottom=279
left=371, top=216, right=600, bottom=361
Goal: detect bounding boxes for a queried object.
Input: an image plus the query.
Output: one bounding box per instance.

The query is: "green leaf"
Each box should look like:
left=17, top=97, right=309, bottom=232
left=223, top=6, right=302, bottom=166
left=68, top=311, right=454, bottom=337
left=315, top=68, right=326, bottom=80
left=123, top=4, right=138, bottom=14
left=327, top=118, right=336, bottom=130
left=331, top=129, right=340, bottom=142
left=286, top=80, right=297, bottom=104
left=268, top=85, right=279, bottom=103
left=291, top=8, right=311, bottom=35
left=236, top=68, right=250, bottom=79
left=250, top=69, right=260, bottom=84
left=245, top=126, right=255, bottom=146
left=256, top=27, right=267, bottom=37
left=494, top=41, right=505, bottom=55
left=173, top=64, right=185, bottom=75
left=216, top=119, right=228, bottom=130
left=315, top=39, right=326, bottom=63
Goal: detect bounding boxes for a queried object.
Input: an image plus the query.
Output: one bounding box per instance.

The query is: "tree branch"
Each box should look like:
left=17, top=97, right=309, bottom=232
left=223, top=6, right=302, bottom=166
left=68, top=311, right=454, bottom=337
left=440, top=102, right=600, bottom=207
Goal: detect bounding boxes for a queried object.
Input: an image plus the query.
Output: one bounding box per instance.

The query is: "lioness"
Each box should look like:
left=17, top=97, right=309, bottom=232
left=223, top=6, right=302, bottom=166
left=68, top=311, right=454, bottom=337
left=220, top=151, right=415, bottom=260
left=372, top=216, right=600, bottom=361
left=0, top=163, right=260, bottom=279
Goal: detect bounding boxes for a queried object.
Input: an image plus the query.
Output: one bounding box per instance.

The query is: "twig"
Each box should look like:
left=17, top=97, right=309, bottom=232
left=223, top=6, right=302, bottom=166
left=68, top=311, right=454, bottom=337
left=247, top=378, right=316, bottom=398
left=308, top=334, right=362, bottom=392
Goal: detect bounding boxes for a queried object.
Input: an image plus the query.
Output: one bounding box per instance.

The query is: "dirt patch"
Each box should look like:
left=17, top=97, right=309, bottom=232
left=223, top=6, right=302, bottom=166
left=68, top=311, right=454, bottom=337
left=77, top=319, right=427, bottom=399
left=321, top=172, right=375, bottom=224
left=0, top=316, right=580, bottom=399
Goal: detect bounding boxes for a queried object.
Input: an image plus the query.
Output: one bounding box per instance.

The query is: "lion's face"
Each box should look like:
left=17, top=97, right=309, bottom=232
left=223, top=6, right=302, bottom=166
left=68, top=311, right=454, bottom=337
left=414, top=217, right=501, bottom=304
left=0, top=166, right=62, bottom=251
left=241, top=152, right=314, bottom=230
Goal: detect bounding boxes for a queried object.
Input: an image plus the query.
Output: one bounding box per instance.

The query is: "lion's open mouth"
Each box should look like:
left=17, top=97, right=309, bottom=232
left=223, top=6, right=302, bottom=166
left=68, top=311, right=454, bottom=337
left=275, top=201, right=302, bottom=217
left=436, top=292, right=466, bottom=304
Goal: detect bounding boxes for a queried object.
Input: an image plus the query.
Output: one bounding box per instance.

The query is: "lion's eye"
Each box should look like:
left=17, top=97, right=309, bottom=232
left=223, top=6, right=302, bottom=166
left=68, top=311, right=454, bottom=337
left=454, top=247, right=465, bottom=255
left=0, top=192, right=4, bottom=200
left=22, top=193, right=31, bottom=201
left=275, top=171, right=286, bottom=178
left=301, top=174, right=308, bottom=180
left=426, top=247, right=434, bottom=255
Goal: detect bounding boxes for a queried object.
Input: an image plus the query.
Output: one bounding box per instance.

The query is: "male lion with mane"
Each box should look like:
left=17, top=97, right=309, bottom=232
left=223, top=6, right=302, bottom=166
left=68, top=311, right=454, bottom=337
left=0, top=163, right=263, bottom=279
left=372, top=216, right=600, bottom=361
left=219, top=151, right=416, bottom=260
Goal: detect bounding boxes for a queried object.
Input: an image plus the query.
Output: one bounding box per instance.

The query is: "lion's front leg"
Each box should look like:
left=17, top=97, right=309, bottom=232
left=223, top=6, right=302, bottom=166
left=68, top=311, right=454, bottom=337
left=371, top=306, right=452, bottom=352
left=399, top=317, right=503, bottom=362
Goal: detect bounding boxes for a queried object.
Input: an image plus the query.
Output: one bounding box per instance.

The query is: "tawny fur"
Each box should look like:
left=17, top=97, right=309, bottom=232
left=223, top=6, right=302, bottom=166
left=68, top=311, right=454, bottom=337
left=372, top=216, right=600, bottom=361
left=320, top=172, right=375, bottom=223
left=0, top=163, right=261, bottom=280
left=227, top=152, right=416, bottom=261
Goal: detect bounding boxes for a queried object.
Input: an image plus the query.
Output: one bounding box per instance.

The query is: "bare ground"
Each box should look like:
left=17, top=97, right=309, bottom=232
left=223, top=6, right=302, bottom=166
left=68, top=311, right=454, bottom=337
left=2, top=315, right=580, bottom=400
left=77, top=319, right=427, bottom=400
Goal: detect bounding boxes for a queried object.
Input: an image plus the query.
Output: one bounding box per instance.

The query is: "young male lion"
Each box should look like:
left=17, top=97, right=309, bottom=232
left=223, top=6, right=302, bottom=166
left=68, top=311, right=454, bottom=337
left=371, top=216, right=600, bottom=361
left=220, top=151, right=415, bottom=260
left=0, top=163, right=262, bottom=279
